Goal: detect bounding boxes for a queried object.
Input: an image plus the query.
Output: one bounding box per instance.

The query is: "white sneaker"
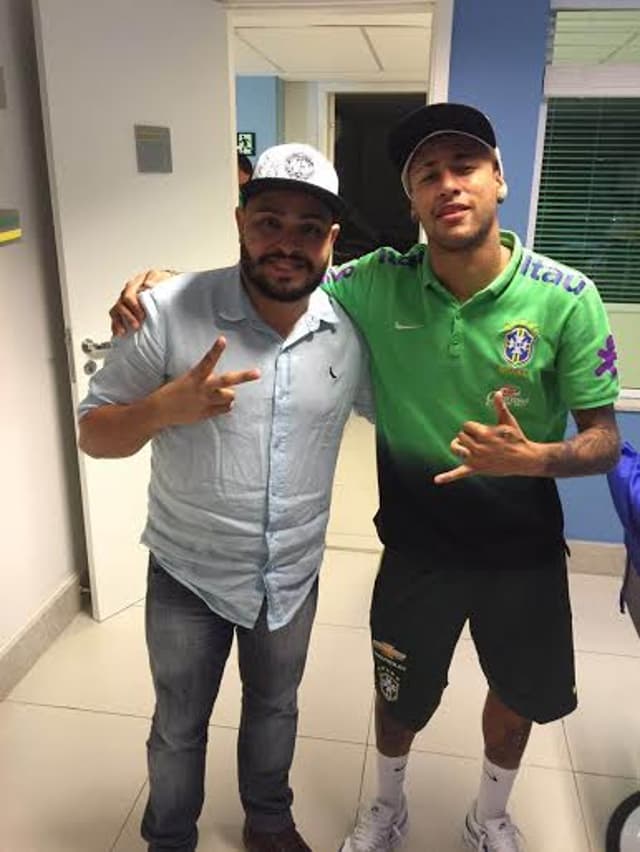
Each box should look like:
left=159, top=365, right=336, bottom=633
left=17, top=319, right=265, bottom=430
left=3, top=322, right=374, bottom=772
left=463, top=802, right=525, bottom=851
left=340, top=797, right=409, bottom=852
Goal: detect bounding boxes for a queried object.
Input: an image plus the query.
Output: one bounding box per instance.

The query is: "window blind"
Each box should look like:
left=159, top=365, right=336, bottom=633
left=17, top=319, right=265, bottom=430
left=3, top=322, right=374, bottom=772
left=534, top=97, right=640, bottom=304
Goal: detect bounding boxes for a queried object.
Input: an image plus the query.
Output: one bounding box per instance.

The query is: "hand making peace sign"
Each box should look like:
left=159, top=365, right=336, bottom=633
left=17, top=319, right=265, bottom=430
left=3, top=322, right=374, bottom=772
left=153, top=336, right=261, bottom=427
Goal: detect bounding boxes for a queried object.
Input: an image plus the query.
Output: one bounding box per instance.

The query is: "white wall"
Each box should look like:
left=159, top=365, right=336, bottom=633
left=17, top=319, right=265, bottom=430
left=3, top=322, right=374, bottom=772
left=34, top=0, right=238, bottom=619
left=0, top=0, right=86, bottom=653
left=283, top=81, right=320, bottom=147
left=1, top=0, right=240, bottom=643
left=36, top=0, right=239, bottom=344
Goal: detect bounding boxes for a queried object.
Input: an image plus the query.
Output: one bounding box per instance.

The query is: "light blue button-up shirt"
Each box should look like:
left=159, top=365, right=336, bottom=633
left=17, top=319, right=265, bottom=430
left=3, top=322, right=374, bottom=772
left=79, top=266, right=372, bottom=629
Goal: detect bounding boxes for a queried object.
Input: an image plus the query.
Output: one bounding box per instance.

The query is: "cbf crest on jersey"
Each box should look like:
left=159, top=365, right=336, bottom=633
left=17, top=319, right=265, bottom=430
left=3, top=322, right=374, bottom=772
left=503, top=323, right=538, bottom=368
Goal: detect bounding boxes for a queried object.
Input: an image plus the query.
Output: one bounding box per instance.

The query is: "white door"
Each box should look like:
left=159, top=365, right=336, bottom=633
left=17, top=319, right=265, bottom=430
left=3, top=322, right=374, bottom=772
left=33, top=0, right=239, bottom=620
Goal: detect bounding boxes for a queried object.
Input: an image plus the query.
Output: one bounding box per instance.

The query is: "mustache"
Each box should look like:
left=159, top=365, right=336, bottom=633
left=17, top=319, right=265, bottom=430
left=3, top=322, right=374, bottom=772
left=255, top=251, right=313, bottom=272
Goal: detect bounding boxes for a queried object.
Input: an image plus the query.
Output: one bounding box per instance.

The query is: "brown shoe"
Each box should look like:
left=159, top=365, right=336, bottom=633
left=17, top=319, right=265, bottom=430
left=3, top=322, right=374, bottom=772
left=242, top=823, right=312, bottom=851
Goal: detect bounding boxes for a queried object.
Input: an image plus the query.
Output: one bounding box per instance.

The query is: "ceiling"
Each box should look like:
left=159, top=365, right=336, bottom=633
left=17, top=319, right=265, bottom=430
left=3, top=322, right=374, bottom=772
left=224, top=5, right=432, bottom=81
left=221, top=5, right=640, bottom=79
left=553, top=10, right=640, bottom=65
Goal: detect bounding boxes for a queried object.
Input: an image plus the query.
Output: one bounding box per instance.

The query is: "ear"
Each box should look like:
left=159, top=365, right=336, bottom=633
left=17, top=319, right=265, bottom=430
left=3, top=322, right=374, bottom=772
left=494, top=164, right=509, bottom=204
left=409, top=205, right=419, bottom=223
left=329, top=222, right=341, bottom=246
left=235, top=206, right=245, bottom=238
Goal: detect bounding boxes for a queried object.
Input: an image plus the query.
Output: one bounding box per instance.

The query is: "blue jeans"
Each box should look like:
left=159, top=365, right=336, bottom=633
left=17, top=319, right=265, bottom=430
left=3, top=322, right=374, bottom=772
left=141, top=554, right=318, bottom=852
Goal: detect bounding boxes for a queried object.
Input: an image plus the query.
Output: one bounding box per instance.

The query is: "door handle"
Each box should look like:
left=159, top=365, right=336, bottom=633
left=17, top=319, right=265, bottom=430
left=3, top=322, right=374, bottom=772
left=81, top=338, right=112, bottom=359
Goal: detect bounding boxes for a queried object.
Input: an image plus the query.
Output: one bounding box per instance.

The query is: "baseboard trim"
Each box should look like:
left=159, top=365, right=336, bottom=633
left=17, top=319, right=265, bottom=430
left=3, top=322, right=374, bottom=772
left=326, top=536, right=627, bottom=579
left=566, top=539, right=625, bottom=578
left=0, top=576, right=83, bottom=700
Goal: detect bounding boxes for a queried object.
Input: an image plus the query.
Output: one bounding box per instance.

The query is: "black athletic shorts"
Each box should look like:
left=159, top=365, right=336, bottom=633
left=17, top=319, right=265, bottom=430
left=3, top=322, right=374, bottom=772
left=370, top=547, right=577, bottom=731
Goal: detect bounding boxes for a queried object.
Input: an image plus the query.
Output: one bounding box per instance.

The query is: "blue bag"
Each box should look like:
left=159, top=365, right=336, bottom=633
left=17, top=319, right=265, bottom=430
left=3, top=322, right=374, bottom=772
left=607, top=441, right=640, bottom=577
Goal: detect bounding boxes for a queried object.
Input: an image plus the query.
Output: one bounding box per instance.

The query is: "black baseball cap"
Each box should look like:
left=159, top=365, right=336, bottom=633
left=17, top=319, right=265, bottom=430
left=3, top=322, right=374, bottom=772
left=388, top=102, right=503, bottom=196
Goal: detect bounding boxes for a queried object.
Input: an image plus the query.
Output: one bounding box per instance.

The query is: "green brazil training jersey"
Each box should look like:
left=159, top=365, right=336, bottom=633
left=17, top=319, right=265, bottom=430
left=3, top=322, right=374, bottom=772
left=322, top=231, right=620, bottom=571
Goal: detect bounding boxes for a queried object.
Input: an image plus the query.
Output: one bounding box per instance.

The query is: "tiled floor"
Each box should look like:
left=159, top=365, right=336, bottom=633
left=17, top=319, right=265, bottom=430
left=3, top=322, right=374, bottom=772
left=3, top=417, right=640, bottom=851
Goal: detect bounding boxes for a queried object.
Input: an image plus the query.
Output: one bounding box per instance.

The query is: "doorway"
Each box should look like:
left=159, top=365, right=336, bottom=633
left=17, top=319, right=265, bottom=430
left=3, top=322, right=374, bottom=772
left=332, top=92, right=426, bottom=264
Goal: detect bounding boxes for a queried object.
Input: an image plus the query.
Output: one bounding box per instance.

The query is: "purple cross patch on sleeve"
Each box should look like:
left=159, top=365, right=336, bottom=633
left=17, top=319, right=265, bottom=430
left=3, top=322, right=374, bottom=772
left=595, top=334, right=618, bottom=377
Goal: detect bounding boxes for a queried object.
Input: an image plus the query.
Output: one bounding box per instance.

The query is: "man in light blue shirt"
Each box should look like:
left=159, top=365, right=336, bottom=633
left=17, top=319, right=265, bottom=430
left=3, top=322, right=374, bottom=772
left=78, top=143, right=371, bottom=852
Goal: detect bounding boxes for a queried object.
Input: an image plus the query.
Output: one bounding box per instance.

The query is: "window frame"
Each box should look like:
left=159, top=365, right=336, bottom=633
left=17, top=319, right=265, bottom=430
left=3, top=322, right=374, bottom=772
left=528, top=2, right=640, bottom=405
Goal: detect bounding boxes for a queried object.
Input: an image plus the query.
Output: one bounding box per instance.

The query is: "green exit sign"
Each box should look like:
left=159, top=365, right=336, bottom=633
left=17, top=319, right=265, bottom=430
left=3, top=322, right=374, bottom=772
left=237, top=132, right=256, bottom=156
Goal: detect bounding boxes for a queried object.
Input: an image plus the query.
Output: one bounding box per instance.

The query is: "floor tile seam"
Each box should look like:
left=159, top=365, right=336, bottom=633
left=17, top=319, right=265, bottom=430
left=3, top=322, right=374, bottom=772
left=562, top=716, right=583, bottom=790
left=572, top=768, right=640, bottom=782
left=407, top=743, right=574, bottom=772
left=565, top=721, right=593, bottom=852
left=3, top=697, right=151, bottom=721
left=209, top=724, right=373, bottom=748
left=313, top=620, right=369, bottom=630
left=573, top=647, right=640, bottom=660
left=405, top=745, right=579, bottom=773
left=8, top=701, right=634, bottom=778
left=109, top=777, right=149, bottom=852
left=356, top=692, right=377, bottom=810
left=570, top=763, right=640, bottom=852
left=2, top=710, right=376, bottom=746
left=415, top=636, right=640, bottom=658
left=2, top=699, right=374, bottom=748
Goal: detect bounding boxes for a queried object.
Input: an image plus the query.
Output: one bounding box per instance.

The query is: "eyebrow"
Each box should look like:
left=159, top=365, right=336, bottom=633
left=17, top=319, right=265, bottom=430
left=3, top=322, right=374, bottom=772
left=414, top=150, right=482, bottom=169
left=251, top=206, right=330, bottom=223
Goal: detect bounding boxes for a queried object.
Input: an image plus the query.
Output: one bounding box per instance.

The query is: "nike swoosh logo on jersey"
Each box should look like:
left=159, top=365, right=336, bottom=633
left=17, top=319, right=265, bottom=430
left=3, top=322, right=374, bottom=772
left=394, top=321, right=424, bottom=330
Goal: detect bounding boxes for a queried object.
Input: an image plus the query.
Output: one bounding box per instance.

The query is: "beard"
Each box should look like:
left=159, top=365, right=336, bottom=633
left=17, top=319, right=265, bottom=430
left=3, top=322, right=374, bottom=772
left=428, top=209, right=495, bottom=253
left=239, top=243, right=328, bottom=303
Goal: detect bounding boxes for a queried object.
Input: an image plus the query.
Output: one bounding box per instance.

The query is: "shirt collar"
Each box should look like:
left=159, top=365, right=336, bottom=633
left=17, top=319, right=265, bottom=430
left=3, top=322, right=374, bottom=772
left=484, top=231, right=523, bottom=298
left=216, top=265, right=249, bottom=322
left=216, top=264, right=340, bottom=331
left=304, top=285, right=340, bottom=331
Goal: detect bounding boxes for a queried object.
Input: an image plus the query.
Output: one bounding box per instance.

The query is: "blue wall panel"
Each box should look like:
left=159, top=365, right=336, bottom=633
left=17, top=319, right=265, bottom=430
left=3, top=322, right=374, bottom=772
left=560, top=411, right=640, bottom=543
left=235, top=76, right=282, bottom=162
left=447, top=0, right=550, bottom=242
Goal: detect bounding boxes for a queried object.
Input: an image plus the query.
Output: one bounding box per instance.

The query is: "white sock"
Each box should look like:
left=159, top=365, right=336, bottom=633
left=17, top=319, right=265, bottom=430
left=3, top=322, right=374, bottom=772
left=376, top=752, right=408, bottom=810
left=475, top=756, right=519, bottom=823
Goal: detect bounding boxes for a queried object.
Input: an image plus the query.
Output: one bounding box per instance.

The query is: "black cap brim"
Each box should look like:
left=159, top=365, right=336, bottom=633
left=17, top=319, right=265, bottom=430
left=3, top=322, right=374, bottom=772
left=388, top=103, right=498, bottom=175
left=241, top=177, right=347, bottom=221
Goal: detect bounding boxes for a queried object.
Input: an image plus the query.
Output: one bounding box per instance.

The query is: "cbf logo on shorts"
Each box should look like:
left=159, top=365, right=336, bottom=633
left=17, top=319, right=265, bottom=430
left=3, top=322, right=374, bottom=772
left=378, top=667, right=401, bottom=702
left=373, top=640, right=407, bottom=703
left=503, top=323, right=537, bottom=368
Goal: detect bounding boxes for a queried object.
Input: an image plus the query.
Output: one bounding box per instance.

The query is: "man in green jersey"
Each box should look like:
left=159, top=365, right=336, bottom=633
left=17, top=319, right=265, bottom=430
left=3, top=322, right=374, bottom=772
left=110, top=105, right=621, bottom=852
left=323, top=103, right=620, bottom=852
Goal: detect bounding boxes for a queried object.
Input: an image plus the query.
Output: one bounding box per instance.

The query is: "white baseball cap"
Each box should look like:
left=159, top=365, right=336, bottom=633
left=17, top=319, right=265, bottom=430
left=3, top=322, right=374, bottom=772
left=241, top=143, right=346, bottom=220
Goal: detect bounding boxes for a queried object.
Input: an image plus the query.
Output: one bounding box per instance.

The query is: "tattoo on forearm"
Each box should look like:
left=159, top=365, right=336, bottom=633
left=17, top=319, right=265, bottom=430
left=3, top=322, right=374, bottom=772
left=542, top=406, right=620, bottom=478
